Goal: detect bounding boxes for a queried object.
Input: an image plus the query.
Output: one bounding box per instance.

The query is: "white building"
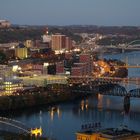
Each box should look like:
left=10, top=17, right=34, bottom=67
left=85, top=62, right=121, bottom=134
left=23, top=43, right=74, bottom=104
left=0, top=20, right=11, bottom=28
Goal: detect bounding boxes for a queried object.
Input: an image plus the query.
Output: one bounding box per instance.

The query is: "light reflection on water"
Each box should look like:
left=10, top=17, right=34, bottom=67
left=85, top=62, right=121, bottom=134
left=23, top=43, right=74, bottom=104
left=9, top=93, right=140, bottom=140
left=6, top=51, right=140, bottom=140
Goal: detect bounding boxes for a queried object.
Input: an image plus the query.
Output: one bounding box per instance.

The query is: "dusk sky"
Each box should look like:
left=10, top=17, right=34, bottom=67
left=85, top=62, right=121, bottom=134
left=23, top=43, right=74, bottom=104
left=0, top=0, right=140, bottom=26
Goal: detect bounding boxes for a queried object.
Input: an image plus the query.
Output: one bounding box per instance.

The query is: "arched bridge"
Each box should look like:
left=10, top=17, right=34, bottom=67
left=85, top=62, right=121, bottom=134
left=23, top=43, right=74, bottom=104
left=126, top=40, right=140, bottom=48
left=99, top=84, right=140, bottom=97
left=0, top=117, right=43, bottom=136
left=99, top=84, right=127, bottom=96
left=118, top=40, right=140, bottom=52
left=71, top=83, right=140, bottom=98
left=0, top=117, right=30, bottom=134
left=129, top=88, right=140, bottom=97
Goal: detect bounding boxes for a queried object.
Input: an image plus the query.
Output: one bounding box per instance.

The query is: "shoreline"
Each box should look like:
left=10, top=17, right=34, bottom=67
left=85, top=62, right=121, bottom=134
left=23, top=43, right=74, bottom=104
left=0, top=88, right=93, bottom=112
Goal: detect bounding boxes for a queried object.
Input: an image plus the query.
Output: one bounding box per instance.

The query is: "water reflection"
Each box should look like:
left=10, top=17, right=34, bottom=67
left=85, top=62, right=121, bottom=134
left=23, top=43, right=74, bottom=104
left=123, top=114, right=130, bottom=127
left=3, top=94, right=139, bottom=140
left=97, top=93, right=103, bottom=109
left=49, top=106, right=62, bottom=121
left=80, top=99, right=89, bottom=111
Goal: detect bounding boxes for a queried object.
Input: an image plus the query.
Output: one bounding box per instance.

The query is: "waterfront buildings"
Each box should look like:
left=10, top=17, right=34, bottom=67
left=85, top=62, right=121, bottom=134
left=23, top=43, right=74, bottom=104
left=4, top=79, right=23, bottom=95
left=70, top=53, right=93, bottom=76
left=0, top=65, right=24, bottom=95
left=76, top=127, right=140, bottom=140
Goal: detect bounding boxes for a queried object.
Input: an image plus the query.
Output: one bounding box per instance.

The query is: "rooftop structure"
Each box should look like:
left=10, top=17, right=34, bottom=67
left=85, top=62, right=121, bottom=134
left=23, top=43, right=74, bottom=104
left=76, top=126, right=140, bottom=140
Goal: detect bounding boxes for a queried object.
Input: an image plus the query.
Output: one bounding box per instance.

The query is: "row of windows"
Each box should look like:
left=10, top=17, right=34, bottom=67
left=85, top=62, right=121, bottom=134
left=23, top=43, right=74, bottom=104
left=77, top=136, right=90, bottom=140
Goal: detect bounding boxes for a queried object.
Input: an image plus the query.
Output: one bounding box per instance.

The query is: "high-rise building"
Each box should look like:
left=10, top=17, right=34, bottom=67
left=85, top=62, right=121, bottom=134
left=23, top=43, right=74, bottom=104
left=65, top=37, right=73, bottom=51
left=15, top=43, right=28, bottom=59
left=79, top=54, right=93, bottom=75
left=51, top=34, right=66, bottom=51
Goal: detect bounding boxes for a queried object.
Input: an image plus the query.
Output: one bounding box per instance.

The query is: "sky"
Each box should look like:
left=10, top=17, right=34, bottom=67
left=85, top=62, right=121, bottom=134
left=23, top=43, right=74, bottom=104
left=0, top=0, right=140, bottom=26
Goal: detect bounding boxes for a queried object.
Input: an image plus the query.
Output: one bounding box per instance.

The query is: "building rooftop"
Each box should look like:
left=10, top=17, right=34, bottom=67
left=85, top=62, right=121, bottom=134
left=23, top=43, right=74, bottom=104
left=77, top=126, right=139, bottom=139
left=100, top=127, right=137, bottom=139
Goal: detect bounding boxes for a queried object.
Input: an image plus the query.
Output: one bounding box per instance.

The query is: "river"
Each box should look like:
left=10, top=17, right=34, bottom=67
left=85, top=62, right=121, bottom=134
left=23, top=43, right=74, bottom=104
left=4, top=51, right=140, bottom=140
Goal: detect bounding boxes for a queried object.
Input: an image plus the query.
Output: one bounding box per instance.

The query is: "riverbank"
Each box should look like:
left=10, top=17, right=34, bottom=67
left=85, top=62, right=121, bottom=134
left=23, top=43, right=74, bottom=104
left=0, top=85, right=92, bottom=111
left=0, top=67, right=128, bottom=112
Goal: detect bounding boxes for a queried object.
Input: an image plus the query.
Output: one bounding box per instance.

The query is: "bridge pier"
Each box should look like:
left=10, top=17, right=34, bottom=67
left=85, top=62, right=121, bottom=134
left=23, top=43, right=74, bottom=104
left=124, top=94, right=130, bottom=114
left=122, top=48, right=125, bottom=53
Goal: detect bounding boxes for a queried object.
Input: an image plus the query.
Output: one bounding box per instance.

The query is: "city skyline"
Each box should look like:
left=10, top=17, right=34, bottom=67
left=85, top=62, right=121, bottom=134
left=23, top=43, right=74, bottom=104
left=0, top=0, right=140, bottom=26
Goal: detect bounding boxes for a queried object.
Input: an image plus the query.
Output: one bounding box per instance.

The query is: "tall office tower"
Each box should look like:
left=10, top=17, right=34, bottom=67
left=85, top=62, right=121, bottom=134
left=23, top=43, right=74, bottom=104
left=51, top=34, right=66, bottom=51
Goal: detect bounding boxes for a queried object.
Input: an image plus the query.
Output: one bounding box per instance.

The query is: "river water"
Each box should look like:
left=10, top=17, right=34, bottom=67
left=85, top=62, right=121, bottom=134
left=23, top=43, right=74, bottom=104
left=6, top=51, right=140, bottom=140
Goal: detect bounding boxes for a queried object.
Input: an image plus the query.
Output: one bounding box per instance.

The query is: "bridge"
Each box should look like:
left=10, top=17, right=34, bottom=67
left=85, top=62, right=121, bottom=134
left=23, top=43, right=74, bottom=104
left=105, top=40, right=140, bottom=52
left=68, top=76, right=140, bottom=85
left=99, top=84, right=140, bottom=98
left=115, top=65, right=140, bottom=68
left=0, top=117, right=42, bottom=137
left=72, top=83, right=140, bottom=98
left=69, top=75, right=140, bottom=98
left=126, top=40, right=140, bottom=48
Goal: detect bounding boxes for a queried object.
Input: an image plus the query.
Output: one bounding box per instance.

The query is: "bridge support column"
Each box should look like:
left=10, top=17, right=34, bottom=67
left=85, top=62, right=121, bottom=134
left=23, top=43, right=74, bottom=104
left=122, top=49, right=125, bottom=53
left=124, top=95, right=130, bottom=114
